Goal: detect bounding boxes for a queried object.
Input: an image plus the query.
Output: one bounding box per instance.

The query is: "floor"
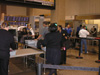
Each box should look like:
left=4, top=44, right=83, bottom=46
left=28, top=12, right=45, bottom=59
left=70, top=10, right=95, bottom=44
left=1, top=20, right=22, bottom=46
left=8, top=45, right=100, bottom=75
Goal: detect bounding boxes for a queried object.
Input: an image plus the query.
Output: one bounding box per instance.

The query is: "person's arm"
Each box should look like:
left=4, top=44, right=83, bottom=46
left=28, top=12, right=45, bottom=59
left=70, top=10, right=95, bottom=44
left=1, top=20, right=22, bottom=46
left=79, top=30, right=81, bottom=36
left=42, top=35, right=47, bottom=47
left=86, top=31, right=90, bottom=36
left=70, top=29, right=73, bottom=37
left=64, top=30, right=68, bottom=39
left=37, top=34, right=42, bottom=40
left=36, top=28, right=44, bottom=40
left=92, top=31, right=96, bottom=34
left=71, top=32, right=73, bottom=36
left=30, top=28, right=35, bottom=37
left=92, top=29, right=97, bottom=34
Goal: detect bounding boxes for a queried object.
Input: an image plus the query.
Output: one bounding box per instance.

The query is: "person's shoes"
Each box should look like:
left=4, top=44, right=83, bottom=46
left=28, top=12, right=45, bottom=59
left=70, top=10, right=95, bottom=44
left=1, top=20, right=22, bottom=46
left=85, top=51, right=88, bottom=54
left=80, top=53, right=83, bottom=55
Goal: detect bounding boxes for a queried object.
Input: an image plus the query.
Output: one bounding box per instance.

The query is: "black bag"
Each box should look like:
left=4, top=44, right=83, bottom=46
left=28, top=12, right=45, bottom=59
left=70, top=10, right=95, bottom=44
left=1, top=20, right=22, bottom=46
left=76, top=31, right=79, bottom=37
left=37, top=39, right=45, bottom=58
left=64, top=39, right=71, bottom=49
left=37, top=39, right=44, bottom=49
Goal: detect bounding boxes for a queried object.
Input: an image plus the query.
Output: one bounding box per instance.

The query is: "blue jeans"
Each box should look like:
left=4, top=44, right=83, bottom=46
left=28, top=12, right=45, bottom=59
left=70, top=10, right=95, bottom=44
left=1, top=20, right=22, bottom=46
left=81, top=39, right=87, bottom=53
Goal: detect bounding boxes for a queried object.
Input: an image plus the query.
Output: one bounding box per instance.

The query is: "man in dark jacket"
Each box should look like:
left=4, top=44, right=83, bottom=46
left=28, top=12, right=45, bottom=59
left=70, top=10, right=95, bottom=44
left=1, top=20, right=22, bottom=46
left=0, top=23, right=16, bottom=75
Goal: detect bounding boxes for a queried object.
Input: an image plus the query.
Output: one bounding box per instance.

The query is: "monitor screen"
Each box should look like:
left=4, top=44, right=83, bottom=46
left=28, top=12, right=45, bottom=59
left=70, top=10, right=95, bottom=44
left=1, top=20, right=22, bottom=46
left=2, top=0, right=55, bottom=10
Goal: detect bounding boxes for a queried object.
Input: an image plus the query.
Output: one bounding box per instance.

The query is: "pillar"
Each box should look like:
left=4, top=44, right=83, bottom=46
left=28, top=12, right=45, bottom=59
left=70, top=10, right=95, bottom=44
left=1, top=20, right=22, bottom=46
left=51, top=0, right=65, bottom=27
left=0, top=3, right=6, bottom=22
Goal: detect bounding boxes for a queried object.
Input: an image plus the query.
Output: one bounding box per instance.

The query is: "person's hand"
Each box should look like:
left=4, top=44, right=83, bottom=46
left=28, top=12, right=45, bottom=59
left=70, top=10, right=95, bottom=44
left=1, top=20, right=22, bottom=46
left=34, top=39, right=38, bottom=40
left=65, top=36, right=67, bottom=39
left=70, top=35, right=72, bottom=37
left=41, top=45, right=43, bottom=48
left=23, top=35, right=27, bottom=37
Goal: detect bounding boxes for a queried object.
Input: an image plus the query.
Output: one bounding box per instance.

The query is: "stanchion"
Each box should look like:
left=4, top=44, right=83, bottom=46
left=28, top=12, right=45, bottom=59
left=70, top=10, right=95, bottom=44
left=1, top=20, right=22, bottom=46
left=76, top=38, right=83, bottom=59
left=95, top=40, right=100, bottom=63
left=37, top=63, right=42, bottom=75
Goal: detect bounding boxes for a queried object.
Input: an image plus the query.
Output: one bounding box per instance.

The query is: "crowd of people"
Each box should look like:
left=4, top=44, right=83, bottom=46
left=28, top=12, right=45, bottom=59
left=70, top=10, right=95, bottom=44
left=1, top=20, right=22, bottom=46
left=76, top=25, right=97, bottom=54
left=0, top=21, right=98, bottom=75
left=38, top=23, right=98, bottom=75
left=37, top=23, right=73, bottom=75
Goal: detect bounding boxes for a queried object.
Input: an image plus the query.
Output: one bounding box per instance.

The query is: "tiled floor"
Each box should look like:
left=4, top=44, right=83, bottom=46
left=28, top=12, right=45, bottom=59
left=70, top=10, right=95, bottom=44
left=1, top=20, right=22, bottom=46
left=9, top=45, right=100, bottom=75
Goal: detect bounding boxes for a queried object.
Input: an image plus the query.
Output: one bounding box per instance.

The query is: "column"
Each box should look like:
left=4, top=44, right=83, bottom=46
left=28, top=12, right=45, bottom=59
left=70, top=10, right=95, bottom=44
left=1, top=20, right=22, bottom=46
left=26, top=7, right=34, bottom=16
left=51, top=0, right=65, bottom=27
left=0, top=4, right=6, bottom=22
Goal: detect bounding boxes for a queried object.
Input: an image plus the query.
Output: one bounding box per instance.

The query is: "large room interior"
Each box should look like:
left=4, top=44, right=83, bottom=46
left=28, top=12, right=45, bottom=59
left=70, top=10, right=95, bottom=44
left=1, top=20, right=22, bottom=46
left=0, top=0, right=100, bottom=75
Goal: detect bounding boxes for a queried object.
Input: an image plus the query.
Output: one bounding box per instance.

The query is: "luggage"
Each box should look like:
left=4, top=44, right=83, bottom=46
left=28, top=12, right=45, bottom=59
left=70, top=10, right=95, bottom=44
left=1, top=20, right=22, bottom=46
left=37, top=39, right=44, bottom=49
left=60, top=49, right=66, bottom=64
left=25, top=40, right=37, bottom=48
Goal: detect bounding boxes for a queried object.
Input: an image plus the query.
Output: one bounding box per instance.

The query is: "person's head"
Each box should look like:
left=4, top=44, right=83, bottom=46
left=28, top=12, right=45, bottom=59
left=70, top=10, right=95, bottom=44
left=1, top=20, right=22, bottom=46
left=67, top=24, right=70, bottom=28
left=80, top=25, right=82, bottom=28
left=82, top=25, right=86, bottom=29
left=93, top=26, right=95, bottom=28
left=1, top=22, right=9, bottom=31
left=49, top=23, right=57, bottom=32
left=57, top=25, right=62, bottom=31
left=27, top=24, right=31, bottom=29
left=22, top=28, right=27, bottom=32
left=43, top=22, right=48, bottom=27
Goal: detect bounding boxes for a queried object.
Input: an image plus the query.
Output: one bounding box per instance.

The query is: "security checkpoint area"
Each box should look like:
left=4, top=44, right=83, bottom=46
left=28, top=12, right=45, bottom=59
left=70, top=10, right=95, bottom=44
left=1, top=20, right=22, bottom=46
left=8, top=36, right=100, bottom=75
left=1, top=0, right=100, bottom=75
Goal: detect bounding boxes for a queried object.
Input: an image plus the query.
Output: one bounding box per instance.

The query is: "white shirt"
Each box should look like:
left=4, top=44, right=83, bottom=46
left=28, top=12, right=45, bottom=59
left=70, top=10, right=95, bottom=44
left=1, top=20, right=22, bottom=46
left=0, top=21, right=4, bottom=25
left=18, top=26, right=26, bottom=31
left=30, top=28, right=35, bottom=36
left=79, top=29, right=89, bottom=38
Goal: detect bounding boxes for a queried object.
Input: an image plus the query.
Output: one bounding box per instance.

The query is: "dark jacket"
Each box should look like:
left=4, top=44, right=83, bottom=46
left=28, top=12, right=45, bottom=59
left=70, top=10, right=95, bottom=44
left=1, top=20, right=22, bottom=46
left=0, top=29, right=16, bottom=59
left=58, top=30, right=68, bottom=47
left=43, top=32, right=62, bottom=64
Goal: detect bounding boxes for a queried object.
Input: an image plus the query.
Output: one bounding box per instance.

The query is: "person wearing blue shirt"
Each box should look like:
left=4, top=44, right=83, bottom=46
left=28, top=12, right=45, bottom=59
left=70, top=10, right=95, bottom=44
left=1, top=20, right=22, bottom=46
left=65, top=24, right=72, bottom=37
left=76, top=25, right=82, bottom=37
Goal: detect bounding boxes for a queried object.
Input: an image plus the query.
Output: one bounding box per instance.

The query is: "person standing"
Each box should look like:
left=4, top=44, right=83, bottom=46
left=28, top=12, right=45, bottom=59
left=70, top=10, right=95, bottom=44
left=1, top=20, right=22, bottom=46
left=79, top=25, right=90, bottom=53
left=20, top=28, right=28, bottom=43
left=43, top=23, right=62, bottom=75
left=58, top=25, right=67, bottom=64
left=75, top=25, right=82, bottom=46
left=76, top=25, right=82, bottom=37
left=90, top=26, right=97, bottom=37
left=36, top=22, right=49, bottom=40
left=65, top=24, right=72, bottom=37
left=36, top=22, right=49, bottom=49
left=27, top=24, right=35, bottom=38
left=90, top=26, right=97, bottom=45
left=0, top=23, right=16, bottom=75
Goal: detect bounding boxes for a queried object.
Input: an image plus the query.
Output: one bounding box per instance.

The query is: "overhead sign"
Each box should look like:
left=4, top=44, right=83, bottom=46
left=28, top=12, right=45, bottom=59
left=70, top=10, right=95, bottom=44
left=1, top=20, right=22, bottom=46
left=1, top=0, right=55, bottom=10
left=65, top=16, right=75, bottom=20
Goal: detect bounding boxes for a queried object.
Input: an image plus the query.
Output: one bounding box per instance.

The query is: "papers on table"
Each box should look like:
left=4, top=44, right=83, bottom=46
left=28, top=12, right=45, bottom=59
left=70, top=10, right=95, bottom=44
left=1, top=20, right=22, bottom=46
left=10, top=50, right=17, bottom=56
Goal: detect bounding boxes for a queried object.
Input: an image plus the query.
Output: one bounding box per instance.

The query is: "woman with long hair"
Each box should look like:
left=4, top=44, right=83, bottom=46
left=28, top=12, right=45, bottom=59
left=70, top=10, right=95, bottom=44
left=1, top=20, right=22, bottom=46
left=58, top=25, right=68, bottom=64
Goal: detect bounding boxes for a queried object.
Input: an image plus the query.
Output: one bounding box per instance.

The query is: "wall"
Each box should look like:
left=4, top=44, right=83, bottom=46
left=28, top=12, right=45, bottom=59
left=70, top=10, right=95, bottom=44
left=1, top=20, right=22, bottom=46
left=27, top=8, right=51, bottom=16
left=7, top=5, right=27, bottom=16
left=51, top=0, right=65, bottom=27
left=33, top=8, right=51, bottom=16
left=65, top=0, right=100, bottom=16
left=0, top=4, right=6, bottom=21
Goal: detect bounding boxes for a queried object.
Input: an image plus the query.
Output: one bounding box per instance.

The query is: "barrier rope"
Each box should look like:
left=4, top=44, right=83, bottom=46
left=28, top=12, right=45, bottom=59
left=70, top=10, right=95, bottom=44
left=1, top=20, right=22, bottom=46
left=42, top=64, right=99, bottom=72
